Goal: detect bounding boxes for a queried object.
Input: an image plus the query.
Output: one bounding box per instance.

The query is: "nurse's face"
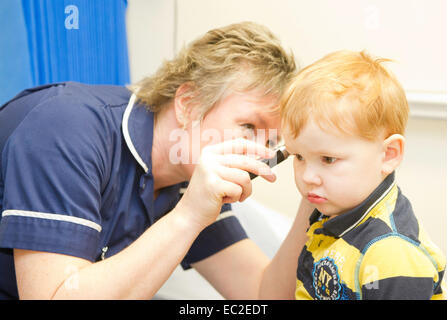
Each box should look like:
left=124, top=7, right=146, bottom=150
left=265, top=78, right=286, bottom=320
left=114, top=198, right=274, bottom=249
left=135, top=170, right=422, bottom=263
left=179, top=90, right=282, bottom=178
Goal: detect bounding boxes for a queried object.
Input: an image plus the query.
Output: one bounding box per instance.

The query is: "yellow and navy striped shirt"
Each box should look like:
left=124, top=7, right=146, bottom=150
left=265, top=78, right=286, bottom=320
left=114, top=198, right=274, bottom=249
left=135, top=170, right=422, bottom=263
left=296, top=173, right=446, bottom=300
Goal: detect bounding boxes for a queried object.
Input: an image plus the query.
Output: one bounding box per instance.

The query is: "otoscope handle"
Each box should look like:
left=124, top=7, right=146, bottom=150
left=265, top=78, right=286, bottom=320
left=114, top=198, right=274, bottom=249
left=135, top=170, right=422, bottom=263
left=249, top=145, right=289, bottom=180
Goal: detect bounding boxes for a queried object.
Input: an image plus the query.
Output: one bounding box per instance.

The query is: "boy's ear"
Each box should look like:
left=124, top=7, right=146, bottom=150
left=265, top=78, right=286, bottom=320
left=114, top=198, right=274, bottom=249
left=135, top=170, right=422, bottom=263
left=174, top=82, right=197, bottom=129
left=381, top=134, right=405, bottom=175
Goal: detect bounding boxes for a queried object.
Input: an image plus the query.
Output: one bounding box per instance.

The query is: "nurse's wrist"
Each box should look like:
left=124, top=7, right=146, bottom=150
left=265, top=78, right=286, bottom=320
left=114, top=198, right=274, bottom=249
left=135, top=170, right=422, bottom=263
left=170, top=202, right=208, bottom=235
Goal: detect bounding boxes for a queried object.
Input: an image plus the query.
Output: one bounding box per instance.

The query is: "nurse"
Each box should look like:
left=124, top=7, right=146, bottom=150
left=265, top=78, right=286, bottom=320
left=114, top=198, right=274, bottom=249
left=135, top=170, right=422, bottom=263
left=0, top=22, right=303, bottom=299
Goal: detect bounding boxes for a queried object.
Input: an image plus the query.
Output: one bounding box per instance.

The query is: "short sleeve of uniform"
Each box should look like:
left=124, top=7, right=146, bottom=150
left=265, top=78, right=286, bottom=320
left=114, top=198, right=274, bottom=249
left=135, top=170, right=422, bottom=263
left=0, top=95, right=112, bottom=261
left=181, top=203, right=248, bottom=269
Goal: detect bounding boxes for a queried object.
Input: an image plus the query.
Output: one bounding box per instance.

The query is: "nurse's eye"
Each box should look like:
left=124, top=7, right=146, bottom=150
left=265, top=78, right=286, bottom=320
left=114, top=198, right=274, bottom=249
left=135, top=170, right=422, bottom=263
left=322, top=156, right=337, bottom=164
left=266, top=139, right=277, bottom=148
left=241, top=123, right=255, bottom=131
left=295, top=154, right=304, bottom=161
left=241, top=123, right=256, bottom=139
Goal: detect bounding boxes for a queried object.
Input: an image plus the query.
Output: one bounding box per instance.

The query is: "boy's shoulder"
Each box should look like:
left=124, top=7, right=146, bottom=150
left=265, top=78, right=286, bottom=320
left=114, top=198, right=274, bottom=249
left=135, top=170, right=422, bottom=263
left=341, top=186, right=418, bottom=251
left=344, top=187, right=445, bottom=298
left=342, top=186, right=443, bottom=263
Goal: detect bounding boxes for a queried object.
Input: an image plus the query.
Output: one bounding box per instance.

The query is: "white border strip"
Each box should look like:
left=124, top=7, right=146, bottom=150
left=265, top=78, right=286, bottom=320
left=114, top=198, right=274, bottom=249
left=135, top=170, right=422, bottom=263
left=338, top=182, right=396, bottom=237
left=2, top=210, right=102, bottom=233
left=406, top=91, right=447, bottom=106
left=407, top=91, right=447, bottom=120
left=122, top=94, right=149, bottom=173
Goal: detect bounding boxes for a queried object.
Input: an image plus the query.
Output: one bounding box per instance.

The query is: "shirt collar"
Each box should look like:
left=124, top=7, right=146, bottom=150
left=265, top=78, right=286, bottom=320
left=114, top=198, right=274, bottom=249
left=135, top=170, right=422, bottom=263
left=122, top=94, right=154, bottom=174
left=311, top=172, right=396, bottom=238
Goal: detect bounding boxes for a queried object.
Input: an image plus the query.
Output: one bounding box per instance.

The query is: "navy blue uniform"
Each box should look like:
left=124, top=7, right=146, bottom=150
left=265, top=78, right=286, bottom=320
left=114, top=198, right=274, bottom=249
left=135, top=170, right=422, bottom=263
left=0, top=82, right=247, bottom=299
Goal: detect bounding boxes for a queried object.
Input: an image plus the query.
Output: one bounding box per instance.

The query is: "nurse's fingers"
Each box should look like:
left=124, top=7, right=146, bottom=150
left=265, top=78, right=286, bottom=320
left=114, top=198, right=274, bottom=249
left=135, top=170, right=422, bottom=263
left=204, top=138, right=275, bottom=159
left=215, top=166, right=252, bottom=202
left=216, top=178, right=244, bottom=204
left=217, top=154, right=276, bottom=183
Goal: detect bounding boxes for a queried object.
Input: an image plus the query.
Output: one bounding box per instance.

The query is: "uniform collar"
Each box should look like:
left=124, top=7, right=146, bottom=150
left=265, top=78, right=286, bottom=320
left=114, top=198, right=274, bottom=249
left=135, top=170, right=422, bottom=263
left=122, top=94, right=154, bottom=174
left=310, top=172, right=396, bottom=238
left=122, top=95, right=187, bottom=223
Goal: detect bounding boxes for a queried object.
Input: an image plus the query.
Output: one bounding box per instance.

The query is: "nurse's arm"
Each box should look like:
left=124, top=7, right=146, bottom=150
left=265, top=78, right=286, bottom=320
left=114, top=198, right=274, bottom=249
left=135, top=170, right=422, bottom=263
left=14, top=205, right=205, bottom=299
left=14, top=139, right=275, bottom=299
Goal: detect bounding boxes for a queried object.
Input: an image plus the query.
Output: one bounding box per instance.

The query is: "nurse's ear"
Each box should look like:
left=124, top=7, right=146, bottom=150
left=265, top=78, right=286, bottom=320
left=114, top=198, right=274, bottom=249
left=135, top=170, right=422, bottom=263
left=381, top=134, right=405, bottom=176
left=174, top=83, right=197, bottom=129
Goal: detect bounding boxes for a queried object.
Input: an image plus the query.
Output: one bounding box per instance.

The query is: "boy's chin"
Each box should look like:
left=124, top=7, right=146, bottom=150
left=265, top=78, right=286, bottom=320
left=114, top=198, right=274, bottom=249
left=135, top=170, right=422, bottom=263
left=314, top=204, right=343, bottom=218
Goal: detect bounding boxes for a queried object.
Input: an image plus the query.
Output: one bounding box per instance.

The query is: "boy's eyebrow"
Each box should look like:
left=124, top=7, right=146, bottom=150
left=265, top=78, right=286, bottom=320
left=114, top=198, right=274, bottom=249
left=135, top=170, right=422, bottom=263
left=298, top=145, right=345, bottom=156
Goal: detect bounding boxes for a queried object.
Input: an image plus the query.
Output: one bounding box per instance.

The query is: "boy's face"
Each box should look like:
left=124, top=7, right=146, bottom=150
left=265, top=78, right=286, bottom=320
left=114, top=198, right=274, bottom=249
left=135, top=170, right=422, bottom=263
left=284, top=118, right=386, bottom=217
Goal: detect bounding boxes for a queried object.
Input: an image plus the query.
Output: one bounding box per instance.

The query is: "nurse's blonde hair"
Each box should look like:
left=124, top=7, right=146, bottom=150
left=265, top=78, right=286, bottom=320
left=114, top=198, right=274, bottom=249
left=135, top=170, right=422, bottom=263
left=129, top=21, right=296, bottom=115
left=281, top=50, right=409, bottom=140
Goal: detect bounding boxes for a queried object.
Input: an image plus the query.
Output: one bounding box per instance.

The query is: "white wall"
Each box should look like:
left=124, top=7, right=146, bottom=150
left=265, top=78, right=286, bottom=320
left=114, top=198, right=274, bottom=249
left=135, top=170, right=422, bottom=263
left=175, top=0, right=447, bottom=92
left=126, top=0, right=176, bottom=83
left=127, top=0, right=447, bottom=256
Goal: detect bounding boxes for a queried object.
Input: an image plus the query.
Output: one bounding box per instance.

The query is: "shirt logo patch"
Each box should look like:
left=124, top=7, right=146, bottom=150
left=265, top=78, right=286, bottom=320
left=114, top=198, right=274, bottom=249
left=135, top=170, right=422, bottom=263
left=312, top=257, right=341, bottom=300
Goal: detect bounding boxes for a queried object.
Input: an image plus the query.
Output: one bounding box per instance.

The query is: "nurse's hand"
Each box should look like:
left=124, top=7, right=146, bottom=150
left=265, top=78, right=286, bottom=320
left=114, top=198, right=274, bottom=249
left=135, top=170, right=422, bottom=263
left=176, top=138, right=277, bottom=230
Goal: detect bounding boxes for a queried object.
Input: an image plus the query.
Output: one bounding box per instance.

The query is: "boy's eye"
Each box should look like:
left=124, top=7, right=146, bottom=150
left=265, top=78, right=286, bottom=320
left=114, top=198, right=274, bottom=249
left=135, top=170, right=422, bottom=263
left=295, top=154, right=304, bottom=161
left=322, top=156, right=337, bottom=164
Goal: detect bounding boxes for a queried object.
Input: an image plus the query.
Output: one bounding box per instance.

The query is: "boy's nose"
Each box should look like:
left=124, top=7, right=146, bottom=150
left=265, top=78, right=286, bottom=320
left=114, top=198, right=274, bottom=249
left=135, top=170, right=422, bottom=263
left=302, top=165, right=322, bottom=186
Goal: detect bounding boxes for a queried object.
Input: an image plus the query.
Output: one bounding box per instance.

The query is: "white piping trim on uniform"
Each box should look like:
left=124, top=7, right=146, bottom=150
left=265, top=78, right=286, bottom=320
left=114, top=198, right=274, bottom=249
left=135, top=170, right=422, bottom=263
left=338, top=181, right=396, bottom=237
left=215, top=211, right=235, bottom=222
left=2, top=210, right=102, bottom=233
left=122, top=94, right=149, bottom=173
left=179, top=187, right=187, bottom=194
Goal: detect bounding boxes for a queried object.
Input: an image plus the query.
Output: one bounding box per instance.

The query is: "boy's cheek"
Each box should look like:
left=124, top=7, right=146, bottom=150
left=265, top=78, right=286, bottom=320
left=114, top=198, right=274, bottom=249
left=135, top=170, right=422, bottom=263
left=292, top=160, right=302, bottom=186
left=293, top=173, right=307, bottom=197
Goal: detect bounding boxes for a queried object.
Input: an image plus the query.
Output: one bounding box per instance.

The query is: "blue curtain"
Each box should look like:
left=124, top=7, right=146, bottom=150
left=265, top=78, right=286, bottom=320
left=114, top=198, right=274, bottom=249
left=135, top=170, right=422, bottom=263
left=0, top=0, right=130, bottom=105
left=0, top=1, right=33, bottom=105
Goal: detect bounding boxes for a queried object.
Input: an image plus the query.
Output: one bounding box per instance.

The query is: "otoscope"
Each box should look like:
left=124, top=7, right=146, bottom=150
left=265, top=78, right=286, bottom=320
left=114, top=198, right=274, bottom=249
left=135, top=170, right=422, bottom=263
left=249, top=145, right=290, bottom=180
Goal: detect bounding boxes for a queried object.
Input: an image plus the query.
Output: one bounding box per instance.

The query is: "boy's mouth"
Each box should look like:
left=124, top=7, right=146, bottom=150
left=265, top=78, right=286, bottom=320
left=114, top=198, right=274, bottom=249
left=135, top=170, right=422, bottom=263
left=307, top=192, right=327, bottom=204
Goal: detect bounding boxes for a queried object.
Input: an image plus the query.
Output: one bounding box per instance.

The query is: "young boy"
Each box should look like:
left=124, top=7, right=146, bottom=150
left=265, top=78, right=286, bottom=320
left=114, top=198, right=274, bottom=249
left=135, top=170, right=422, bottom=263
left=280, top=50, right=446, bottom=300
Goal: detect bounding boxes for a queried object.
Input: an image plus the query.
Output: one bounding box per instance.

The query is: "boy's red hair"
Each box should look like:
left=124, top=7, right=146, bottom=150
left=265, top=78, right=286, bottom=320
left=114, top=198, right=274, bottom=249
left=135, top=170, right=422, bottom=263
left=281, top=50, right=409, bottom=140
